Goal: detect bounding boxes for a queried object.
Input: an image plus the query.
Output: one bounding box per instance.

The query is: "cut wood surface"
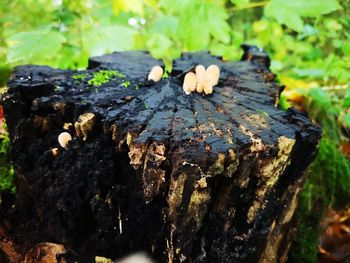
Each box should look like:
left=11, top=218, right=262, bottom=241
left=1, top=45, right=321, bottom=262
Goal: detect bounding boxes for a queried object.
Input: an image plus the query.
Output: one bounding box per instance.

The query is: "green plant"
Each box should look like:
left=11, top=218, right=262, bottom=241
left=87, top=69, right=125, bottom=87
left=289, top=85, right=350, bottom=262
left=0, top=128, right=15, bottom=193
left=122, top=80, right=130, bottom=88
left=72, top=73, right=87, bottom=80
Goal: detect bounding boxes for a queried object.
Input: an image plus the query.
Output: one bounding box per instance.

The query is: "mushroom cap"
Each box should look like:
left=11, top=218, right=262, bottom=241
left=147, top=65, right=163, bottom=82
left=203, top=82, right=213, bottom=95
left=195, top=64, right=206, bottom=83
left=196, top=80, right=205, bottom=93
left=58, top=132, right=72, bottom=149
left=183, top=72, right=197, bottom=94
left=206, top=64, right=220, bottom=86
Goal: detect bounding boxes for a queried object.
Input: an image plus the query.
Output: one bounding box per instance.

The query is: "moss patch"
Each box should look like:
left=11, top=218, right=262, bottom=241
left=0, top=128, right=15, bottom=193
left=88, top=70, right=125, bottom=87
left=72, top=73, right=87, bottom=80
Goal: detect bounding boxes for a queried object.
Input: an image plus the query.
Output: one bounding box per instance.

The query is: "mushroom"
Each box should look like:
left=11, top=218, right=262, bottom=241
left=195, top=65, right=206, bottom=83
left=74, top=112, right=96, bottom=141
left=206, top=64, right=220, bottom=86
left=58, top=132, right=72, bottom=149
left=196, top=80, right=205, bottom=93
left=51, top=147, right=59, bottom=157
left=196, top=78, right=213, bottom=94
left=183, top=72, right=197, bottom=95
left=203, top=81, right=213, bottom=95
left=147, top=65, right=163, bottom=82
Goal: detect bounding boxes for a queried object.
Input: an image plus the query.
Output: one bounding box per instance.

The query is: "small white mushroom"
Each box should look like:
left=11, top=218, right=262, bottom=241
left=147, top=65, right=163, bottom=82
left=117, top=253, right=154, bottom=263
left=183, top=72, right=197, bottom=95
left=206, top=64, right=220, bottom=86
left=58, top=132, right=72, bottom=149
left=203, top=81, right=213, bottom=95
left=196, top=77, right=213, bottom=94
left=195, top=64, right=206, bottom=83
left=196, top=79, right=205, bottom=93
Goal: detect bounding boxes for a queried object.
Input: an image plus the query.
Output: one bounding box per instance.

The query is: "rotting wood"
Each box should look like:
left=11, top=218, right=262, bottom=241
left=1, top=45, right=321, bottom=262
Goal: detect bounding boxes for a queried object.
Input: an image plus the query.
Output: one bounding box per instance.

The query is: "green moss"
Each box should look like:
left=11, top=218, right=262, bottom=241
left=88, top=70, right=125, bottom=87
left=122, top=80, right=130, bottom=88
left=72, top=73, right=87, bottom=80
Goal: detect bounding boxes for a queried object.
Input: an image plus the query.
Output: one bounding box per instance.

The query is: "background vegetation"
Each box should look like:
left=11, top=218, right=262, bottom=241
left=0, top=0, right=349, bottom=261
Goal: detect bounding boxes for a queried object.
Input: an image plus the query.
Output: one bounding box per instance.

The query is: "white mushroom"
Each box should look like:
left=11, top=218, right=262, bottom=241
left=206, top=64, right=220, bottom=86
left=183, top=72, right=197, bottom=95
left=196, top=77, right=213, bottom=94
left=203, top=81, right=213, bottom=95
left=117, top=253, right=154, bottom=263
left=147, top=65, right=163, bottom=82
left=195, top=64, right=206, bottom=83
left=58, top=132, right=72, bottom=149
left=196, top=79, right=205, bottom=93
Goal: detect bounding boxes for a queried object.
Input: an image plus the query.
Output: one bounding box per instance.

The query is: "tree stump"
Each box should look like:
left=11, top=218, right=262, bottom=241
left=2, top=45, right=321, bottom=263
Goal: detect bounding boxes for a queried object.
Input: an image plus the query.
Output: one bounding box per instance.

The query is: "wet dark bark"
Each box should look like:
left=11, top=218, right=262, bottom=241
left=1, top=45, right=321, bottom=262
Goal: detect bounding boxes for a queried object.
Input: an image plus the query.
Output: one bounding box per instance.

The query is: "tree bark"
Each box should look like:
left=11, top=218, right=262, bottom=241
left=1, top=45, right=321, bottom=262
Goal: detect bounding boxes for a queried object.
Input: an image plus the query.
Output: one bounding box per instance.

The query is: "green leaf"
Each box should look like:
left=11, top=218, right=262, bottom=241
left=308, top=88, right=333, bottom=107
left=6, top=30, right=66, bottom=65
left=178, top=1, right=230, bottom=50
left=146, top=33, right=173, bottom=58
left=343, top=88, right=350, bottom=108
left=342, top=114, right=350, bottom=128
left=178, top=1, right=210, bottom=50
left=207, top=3, right=231, bottom=44
left=231, top=0, right=249, bottom=6
left=83, top=25, right=136, bottom=57
left=149, top=15, right=179, bottom=39
left=264, top=5, right=304, bottom=32
left=293, top=68, right=325, bottom=78
left=112, top=0, right=144, bottom=15
left=264, top=0, right=341, bottom=32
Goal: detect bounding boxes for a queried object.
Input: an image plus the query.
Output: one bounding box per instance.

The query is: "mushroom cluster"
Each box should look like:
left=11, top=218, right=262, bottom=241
left=147, top=64, right=220, bottom=96
left=56, top=112, right=97, bottom=151
left=183, top=64, right=220, bottom=95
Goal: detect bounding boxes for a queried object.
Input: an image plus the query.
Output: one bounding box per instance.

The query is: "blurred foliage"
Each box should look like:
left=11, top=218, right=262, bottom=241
left=0, top=125, right=15, bottom=193
left=0, top=0, right=349, bottom=261
left=288, top=84, right=350, bottom=262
